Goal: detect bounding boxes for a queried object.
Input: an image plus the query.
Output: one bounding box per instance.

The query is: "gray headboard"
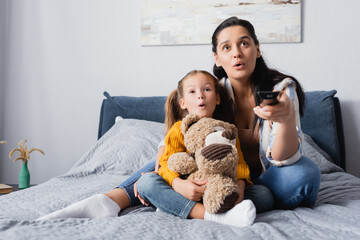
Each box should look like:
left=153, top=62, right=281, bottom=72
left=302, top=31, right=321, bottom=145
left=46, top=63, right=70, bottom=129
left=98, top=90, right=345, bottom=170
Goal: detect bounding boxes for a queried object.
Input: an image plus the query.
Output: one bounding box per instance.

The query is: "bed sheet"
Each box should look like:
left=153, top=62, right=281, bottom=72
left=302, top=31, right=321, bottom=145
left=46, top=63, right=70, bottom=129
left=0, top=119, right=359, bottom=240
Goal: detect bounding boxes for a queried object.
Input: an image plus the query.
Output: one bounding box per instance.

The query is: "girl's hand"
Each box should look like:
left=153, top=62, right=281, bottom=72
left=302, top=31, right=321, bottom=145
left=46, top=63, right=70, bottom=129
left=134, top=172, right=157, bottom=206
left=234, top=179, right=246, bottom=205
left=172, top=177, right=207, bottom=201
left=253, top=92, right=295, bottom=124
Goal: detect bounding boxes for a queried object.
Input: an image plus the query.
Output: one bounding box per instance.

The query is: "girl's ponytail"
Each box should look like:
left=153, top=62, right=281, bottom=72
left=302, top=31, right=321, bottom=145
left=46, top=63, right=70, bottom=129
left=164, top=89, right=184, bottom=134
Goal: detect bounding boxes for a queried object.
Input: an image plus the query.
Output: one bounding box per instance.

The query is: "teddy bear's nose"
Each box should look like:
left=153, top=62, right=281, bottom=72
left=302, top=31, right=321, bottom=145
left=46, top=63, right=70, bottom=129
left=201, top=144, right=232, bottom=160
left=222, top=130, right=235, bottom=140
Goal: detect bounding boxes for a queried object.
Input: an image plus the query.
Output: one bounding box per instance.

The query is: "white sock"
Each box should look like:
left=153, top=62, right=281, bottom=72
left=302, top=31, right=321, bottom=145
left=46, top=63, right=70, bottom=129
left=37, top=194, right=120, bottom=220
left=156, top=208, right=163, bottom=213
left=204, top=199, right=256, bottom=227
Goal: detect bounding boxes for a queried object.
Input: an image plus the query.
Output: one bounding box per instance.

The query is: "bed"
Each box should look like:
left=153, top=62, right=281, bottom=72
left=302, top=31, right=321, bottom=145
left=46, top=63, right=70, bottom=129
left=1, top=90, right=360, bottom=239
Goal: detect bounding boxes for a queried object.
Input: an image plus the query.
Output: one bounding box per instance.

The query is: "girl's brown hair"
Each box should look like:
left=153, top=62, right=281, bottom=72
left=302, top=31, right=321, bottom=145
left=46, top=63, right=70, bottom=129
left=164, top=70, right=234, bottom=133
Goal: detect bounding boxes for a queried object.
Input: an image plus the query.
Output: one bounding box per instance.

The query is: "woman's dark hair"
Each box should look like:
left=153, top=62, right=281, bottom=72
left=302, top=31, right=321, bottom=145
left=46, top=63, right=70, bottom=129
left=213, top=85, right=235, bottom=125
left=211, top=16, right=305, bottom=130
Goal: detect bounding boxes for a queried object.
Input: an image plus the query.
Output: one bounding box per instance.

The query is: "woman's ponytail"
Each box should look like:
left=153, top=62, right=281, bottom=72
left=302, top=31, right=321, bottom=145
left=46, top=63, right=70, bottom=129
left=213, top=64, right=228, bottom=79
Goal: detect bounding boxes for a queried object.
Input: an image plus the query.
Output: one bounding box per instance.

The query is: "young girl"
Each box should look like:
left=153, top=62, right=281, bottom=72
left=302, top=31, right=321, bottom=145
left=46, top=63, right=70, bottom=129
left=37, top=70, right=257, bottom=225
left=38, top=70, right=257, bottom=226
left=135, top=70, right=256, bottom=227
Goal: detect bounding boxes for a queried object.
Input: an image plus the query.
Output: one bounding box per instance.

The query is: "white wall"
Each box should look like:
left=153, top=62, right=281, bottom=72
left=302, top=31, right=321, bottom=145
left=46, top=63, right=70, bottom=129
left=0, top=1, right=8, bottom=174
left=1, top=0, right=359, bottom=185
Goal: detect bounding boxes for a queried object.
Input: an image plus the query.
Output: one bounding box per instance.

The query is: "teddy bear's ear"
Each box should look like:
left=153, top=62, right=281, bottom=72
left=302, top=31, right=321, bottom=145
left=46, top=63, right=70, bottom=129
left=228, top=122, right=238, bottom=136
left=228, top=123, right=238, bottom=136
left=180, top=114, right=200, bottom=135
left=218, top=121, right=238, bottom=136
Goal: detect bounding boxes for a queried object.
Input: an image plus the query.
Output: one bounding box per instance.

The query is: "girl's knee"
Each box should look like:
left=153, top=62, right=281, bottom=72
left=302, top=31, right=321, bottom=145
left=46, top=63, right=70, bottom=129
left=136, top=173, right=159, bottom=196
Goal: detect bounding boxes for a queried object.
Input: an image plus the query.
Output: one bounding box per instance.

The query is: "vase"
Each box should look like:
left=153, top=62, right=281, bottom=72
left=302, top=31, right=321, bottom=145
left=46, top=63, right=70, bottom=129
left=19, top=161, right=30, bottom=189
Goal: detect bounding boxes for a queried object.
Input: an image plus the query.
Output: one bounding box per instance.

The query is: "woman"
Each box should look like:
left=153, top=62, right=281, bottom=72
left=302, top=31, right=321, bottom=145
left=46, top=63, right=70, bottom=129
left=211, top=17, right=320, bottom=209
left=38, top=17, right=320, bottom=220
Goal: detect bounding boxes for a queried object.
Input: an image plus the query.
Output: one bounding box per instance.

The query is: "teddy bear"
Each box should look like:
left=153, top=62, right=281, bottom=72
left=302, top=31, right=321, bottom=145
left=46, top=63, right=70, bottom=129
left=167, top=114, right=239, bottom=214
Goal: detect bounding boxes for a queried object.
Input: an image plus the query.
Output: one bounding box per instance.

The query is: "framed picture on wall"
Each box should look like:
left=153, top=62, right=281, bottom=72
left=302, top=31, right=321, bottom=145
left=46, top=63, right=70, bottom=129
left=140, top=0, right=301, bottom=46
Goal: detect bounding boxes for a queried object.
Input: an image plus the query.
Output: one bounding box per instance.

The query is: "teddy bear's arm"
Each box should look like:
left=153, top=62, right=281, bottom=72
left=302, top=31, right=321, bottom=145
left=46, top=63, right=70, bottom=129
left=168, top=152, right=198, bottom=175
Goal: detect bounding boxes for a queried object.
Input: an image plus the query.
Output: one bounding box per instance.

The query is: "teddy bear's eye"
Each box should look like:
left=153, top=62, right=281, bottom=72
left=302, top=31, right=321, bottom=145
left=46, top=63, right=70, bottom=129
left=212, top=126, right=225, bottom=133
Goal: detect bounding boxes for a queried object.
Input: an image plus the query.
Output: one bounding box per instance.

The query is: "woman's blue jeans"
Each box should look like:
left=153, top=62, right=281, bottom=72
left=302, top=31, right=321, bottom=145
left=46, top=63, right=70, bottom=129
left=119, top=155, right=320, bottom=218
left=255, top=156, right=321, bottom=209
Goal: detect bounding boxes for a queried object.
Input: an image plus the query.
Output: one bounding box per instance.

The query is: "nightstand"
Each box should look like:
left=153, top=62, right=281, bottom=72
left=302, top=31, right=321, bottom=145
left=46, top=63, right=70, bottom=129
left=0, top=184, right=35, bottom=195
left=0, top=183, right=13, bottom=195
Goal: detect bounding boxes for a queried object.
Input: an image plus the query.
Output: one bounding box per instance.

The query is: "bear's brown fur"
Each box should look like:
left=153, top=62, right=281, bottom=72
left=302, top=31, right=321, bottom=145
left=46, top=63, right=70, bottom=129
left=168, top=114, right=239, bottom=214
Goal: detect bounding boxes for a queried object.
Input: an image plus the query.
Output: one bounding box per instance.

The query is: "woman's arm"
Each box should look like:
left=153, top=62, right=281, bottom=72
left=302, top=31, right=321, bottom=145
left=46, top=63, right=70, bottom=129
left=270, top=94, right=299, bottom=160
left=254, top=92, right=299, bottom=160
left=253, top=79, right=301, bottom=162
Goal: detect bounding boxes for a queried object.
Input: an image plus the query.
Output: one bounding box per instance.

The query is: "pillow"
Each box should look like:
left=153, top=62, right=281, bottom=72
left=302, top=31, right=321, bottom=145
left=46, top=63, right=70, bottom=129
left=70, top=118, right=165, bottom=176
left=301, top=90, right=340, bottom=165
left=98, top=92, right=166, bottom=139
left=302, top=134, right=343, bottom=174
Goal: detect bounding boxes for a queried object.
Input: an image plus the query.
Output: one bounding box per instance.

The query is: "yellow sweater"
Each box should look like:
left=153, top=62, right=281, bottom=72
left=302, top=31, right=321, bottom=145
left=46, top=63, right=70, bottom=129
left=158, top=121, right=252, bottom=186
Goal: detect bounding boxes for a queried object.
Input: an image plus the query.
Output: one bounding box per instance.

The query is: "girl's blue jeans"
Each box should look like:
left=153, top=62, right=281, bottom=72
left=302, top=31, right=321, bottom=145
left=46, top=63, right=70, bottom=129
left=117, top=159, right=156, bottom=207
left=119, top=156, right=320, bottom=218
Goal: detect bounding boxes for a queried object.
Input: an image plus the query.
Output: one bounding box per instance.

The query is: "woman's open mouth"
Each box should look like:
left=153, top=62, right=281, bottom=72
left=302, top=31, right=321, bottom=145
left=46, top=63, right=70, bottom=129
left=233, top=62, right=244, bottom=69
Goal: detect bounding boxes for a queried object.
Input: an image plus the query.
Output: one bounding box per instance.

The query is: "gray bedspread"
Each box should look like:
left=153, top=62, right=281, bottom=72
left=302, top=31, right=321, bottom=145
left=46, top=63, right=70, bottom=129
left=1, top=119, right=360, bottom=240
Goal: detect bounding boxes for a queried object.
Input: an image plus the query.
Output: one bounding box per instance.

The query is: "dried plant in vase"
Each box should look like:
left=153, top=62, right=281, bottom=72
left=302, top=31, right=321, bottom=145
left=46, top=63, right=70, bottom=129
left=1, top=141, right=7, bottom=160
left=9, top=139, right=45, bottom=189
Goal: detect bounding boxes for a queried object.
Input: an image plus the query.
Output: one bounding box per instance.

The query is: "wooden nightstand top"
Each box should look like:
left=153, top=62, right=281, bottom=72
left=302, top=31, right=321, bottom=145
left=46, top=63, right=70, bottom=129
left=0, top=183, right=13, bottom=194
left=0, top=184, right=36, bottom=195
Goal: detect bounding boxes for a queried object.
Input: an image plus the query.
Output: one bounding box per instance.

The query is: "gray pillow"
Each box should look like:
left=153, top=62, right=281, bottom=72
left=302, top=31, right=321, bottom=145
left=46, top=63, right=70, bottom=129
left=302, top=134, right=343, bottom=174
left=301, top=90, right=341, bottom=167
